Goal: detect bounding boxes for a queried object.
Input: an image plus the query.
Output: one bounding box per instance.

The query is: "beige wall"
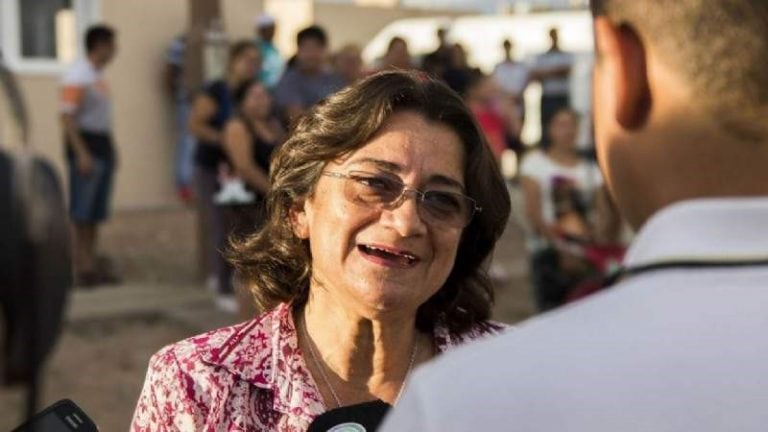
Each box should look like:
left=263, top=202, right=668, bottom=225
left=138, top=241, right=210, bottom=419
left=103, top=1, right=187, bottom=209
left=16, top=76, right=63, bottom=176
left=222, top=0, right=264, bottom=40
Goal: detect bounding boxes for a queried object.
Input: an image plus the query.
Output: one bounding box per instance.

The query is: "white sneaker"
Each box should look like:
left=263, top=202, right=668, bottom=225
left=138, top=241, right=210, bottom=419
left=213, top=178, right=255, bottom=205
left=214, top=294, right=238, bottom=314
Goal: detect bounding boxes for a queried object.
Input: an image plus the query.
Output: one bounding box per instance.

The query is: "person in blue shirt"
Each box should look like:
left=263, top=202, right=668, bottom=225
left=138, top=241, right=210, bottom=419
left=254, top=14, right=283, bottom=90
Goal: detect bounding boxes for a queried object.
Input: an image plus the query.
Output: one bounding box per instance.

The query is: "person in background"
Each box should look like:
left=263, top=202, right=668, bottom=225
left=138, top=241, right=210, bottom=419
left=131, top=70, right=511, bottom=431
left=381, top=36, right=413, bottom=71
left=333, top=43, right=365, bottom=86
left=60, top=24, right=119, bottom=287
left=274, top=25, right=344, bottom=123
left=188, top=40, right=260, bottom=310
left=464, top=71, right=512, bottom=162
left=220, top=80, right=284, bottom=318
left=529, top=28, right=573, bottom=145
left=254, top=14, right=283, bottom=90
left=382, top=1, right=768, bottom=430
left=163, top=34, right=196, bottom=203
left=421, top=27, right=451, bottom=78
left=442, top=43, right=474, bottom=96
left=519, top=108, right=605, bottom=311
left=493, top=38, right=528, bottom=153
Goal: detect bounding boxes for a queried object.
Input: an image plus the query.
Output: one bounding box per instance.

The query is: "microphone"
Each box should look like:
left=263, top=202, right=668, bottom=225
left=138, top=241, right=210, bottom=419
left=307, top=399, right=391, bottom=432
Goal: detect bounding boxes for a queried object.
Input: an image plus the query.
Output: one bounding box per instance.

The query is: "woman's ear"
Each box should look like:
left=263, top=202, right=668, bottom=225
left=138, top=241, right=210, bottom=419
left=290, top=201, right=310, bottom=239
left=594, top=17, right=651, bottom=130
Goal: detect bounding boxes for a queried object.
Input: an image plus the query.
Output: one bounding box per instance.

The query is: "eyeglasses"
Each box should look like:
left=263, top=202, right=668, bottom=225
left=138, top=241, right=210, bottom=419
left=321, top=170, right=481, bottom=229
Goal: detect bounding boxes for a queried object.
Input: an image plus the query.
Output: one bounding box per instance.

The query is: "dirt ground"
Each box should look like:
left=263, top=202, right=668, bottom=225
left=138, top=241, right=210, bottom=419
left=0, top=204, right=535, bottom=430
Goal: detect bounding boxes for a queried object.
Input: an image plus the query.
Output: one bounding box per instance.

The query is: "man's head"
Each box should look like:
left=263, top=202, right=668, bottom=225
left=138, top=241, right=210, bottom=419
left=436, top=28, right=448, bottom=46
left=296, top=25, right=328, bottom=74
left=591, top=0, right=768, bottom=229
left=548, top=28, right=559, bottom=50
left=502, top=39, right=513, bottom=59
left=255, top=14, right=276, bottom=42
left=85, top=24, right=116, bottom=68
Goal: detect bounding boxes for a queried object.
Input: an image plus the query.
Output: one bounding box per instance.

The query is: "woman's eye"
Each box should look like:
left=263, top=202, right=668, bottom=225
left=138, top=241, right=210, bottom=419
left=426, top=192, right=462, bottom=211
left=356, top=175, right=396, bottom=191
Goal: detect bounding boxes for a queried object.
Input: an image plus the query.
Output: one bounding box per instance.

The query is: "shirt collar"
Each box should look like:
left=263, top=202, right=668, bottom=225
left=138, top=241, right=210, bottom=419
left=624, top=197, right=768, bottom=268
left=201, top=302, right=324, bottom=419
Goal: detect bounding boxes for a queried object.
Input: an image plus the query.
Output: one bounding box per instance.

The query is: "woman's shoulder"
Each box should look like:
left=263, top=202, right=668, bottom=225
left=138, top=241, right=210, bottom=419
left=148, top=307, right=282, bottom=376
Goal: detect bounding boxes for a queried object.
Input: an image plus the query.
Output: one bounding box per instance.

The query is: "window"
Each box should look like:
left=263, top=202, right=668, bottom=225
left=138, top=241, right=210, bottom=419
left=0, top=0, right=100, bottom=74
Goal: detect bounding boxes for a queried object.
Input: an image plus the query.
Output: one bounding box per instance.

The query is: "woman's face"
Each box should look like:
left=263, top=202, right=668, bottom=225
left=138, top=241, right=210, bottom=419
left=294, top=111, right=467, bottom=319
left=549, top=111, right=579, bottom=150
left=242, top=83, right=272, bottom=119
left=231, top=47, right=261, bottom=82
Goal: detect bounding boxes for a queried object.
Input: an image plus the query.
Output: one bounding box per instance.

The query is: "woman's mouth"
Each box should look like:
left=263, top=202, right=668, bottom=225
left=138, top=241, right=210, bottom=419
left=358, top=244, right=420, bottom=268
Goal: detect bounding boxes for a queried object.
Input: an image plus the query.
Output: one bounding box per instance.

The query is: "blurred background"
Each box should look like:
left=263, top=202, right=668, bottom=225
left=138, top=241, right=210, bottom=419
left=0, top=0, right=615, bottom=429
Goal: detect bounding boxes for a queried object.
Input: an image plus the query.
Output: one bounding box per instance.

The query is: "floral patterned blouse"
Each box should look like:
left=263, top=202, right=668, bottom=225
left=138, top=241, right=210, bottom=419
left=130, top=302, right=506, bottom=431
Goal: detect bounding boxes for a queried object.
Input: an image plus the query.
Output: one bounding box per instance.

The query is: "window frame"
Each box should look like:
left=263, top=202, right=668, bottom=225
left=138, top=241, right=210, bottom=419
left=0, top=0, right=101, bottom=75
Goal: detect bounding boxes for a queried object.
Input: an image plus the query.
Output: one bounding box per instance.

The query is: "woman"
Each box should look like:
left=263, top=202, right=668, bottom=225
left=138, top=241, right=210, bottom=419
left=131, top=71, right=511, bottom=431
left=465, top=71, right=515, bottom=162
left=188, top=40, right=260, bottom=308
left=519, top=108, right=608, bottom=311
left=219, top=80, right=284, bottom=317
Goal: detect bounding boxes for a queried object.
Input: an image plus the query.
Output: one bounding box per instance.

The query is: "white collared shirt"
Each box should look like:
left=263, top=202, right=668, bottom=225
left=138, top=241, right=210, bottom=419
left=382, top=198, right=768, bottom=432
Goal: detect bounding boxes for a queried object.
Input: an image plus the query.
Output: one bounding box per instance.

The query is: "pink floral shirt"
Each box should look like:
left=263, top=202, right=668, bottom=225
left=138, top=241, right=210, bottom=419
left=130, top=303, right=506, bottom=431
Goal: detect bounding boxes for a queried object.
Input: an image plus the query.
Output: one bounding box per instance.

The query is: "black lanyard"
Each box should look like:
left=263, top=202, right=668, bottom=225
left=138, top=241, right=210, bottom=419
left=606, top=258, right=768, bottom=287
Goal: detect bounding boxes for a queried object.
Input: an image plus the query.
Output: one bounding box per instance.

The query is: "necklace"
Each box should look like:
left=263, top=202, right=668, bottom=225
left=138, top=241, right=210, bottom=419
left=301, top=315, right=419, bottom=408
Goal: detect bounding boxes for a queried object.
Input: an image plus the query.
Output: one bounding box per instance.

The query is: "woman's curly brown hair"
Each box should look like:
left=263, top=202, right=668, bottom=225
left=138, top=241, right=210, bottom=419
left=229, top=70, right=511, bottom=334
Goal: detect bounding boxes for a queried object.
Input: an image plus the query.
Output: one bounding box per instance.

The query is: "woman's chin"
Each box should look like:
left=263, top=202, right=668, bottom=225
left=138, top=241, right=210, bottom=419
left=351, top=282, right=429, bottom=318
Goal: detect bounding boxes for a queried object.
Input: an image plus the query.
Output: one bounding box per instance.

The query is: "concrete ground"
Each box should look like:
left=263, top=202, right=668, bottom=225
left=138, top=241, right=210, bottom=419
left=0, top=188, right=535, bottom=430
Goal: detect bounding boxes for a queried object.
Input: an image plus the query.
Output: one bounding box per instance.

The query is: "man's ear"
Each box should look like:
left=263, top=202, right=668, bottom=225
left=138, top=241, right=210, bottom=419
left=594, top=17, right=651, bottom=130
left=290, top=200, right=310, bottom=239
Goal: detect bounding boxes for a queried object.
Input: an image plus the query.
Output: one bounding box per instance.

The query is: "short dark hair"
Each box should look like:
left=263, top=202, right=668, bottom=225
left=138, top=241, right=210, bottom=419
left=591, top=0, right=768, bottom=141
left=229, top=71, right=511, bottom=334
left=296, top=25, right=328, bottom=47
left=85, top=25, right=115, bottom=53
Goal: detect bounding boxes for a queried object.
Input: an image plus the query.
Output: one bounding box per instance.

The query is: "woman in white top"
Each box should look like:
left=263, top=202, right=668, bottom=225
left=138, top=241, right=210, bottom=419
left=519, top=108, right=610, bottom=311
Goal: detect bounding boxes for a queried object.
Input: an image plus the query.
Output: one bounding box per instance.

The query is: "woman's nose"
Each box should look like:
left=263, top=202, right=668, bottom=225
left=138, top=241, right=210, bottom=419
left=381, top=191, right=428, bottom=237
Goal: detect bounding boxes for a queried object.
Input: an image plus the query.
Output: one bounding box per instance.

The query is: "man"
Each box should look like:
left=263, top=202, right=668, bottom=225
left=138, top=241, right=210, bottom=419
left=60, top=24, right=119, bottom=287
left=530, top=28, right=572, bottom=145
left=383, top=1, right=768, bottom=430
left=421, top=27, right=451, bottom=78
left=273, top=25, right=344, bottom=123
left=493, top=38, right=528, bottom=151
left=254, top=14, right=283, bottom=90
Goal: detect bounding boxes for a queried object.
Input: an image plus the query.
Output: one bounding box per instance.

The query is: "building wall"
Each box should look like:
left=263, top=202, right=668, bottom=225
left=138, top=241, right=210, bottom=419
left=102, top=0, right=188, bottom=209
left=15, top=75, right=63, bottom=176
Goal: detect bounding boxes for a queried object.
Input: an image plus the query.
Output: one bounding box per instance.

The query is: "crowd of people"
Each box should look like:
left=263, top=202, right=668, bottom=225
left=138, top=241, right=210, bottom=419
left=157, top=17, right=616, bottom=314
left=59, top=15, right=621, bottom=316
